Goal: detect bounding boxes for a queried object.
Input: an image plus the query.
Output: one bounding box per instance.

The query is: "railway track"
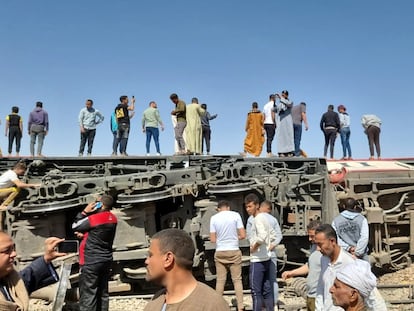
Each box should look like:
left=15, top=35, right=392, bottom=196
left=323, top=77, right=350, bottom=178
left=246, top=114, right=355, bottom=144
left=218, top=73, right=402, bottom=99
left=104, top=284, right=414, bottom=311
left=29, top=283, right=414, bottom=311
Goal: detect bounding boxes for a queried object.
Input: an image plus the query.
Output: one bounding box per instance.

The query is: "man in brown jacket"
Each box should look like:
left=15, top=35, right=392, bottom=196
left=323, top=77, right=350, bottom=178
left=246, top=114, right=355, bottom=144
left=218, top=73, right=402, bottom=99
left=144, top=228, right=229, bottom=311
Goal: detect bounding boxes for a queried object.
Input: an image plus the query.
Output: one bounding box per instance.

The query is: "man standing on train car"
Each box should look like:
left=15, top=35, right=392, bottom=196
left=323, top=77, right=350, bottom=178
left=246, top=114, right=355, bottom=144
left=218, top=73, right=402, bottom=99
left=72, top=194, right=117, bottom=311
left=78, top=99, right=104, bottom=156
left=114, top=95, right=135, bottom=156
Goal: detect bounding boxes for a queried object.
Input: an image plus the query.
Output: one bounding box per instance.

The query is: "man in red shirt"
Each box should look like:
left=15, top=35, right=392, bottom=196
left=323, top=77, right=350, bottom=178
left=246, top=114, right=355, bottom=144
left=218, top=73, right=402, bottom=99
left=72, top=194, right=117, bottom=311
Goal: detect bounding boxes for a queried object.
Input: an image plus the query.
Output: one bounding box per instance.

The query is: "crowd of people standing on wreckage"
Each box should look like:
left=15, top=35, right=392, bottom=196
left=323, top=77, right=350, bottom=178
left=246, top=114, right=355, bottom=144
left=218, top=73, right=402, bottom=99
left=0, top=157, right=388, bottom=310
left=0, top=93, right=218, bottom=158
left=0, top=91, right=382, bottom=159
left=243, top=89, right=383, bottom=160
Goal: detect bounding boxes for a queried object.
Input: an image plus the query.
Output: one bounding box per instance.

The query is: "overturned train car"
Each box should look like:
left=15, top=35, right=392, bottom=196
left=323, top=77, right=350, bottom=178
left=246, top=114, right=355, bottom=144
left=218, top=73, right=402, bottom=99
left=0, top=156, right=412, bottom=292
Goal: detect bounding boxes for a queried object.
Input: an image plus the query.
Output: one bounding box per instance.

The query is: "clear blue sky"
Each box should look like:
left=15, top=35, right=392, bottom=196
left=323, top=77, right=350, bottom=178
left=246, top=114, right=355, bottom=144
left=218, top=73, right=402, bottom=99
left=1, top=1, right=413, bottom=158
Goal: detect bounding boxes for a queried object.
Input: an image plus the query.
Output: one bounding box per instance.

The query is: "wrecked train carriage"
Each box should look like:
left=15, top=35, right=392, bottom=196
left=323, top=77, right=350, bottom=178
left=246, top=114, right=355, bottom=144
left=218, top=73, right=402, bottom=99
left=1, top=156, right=333, bottom=289
left=327, top=159, right=414, bottom=270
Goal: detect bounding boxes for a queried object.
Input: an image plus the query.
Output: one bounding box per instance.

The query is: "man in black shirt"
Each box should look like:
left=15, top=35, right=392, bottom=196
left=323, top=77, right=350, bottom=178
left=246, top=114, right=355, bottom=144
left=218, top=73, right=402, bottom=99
left=114, top=95, right=135, bottom=156
left=5, top=106, right=23, bottom=157
left=320, top=105, right=340, bottom=159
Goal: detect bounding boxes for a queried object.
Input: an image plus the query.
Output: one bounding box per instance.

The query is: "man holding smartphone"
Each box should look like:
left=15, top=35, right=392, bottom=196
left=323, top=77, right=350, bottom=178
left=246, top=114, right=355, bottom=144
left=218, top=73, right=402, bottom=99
left=0, top=233, right=65, bottom=310
left=72, top=194, right=117, bottom=311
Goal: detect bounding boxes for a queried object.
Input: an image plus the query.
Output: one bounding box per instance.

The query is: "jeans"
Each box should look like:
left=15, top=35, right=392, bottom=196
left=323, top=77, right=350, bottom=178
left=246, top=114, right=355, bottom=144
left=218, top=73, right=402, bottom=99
left=270, top=257, right=278, bottom=305
left=30, top=124, right=46, bottom=156
left=145, top=127, right=160, bottom=153
left=112, top=132, right=119, bottom=154
left=8, top=127, right=22, bottom=154
left=250, top=260, right=274, bottom=311
left=293, top=123, right=302, bottom=156
left=202, top=126, right=211, bottom=153
left=116, top=123, right=130, bottom=154
left=79, top=262, right=111, bottom=311
left=79, top=128, right=96, bottom=154
left=339, top=127, right=352, bottom=158
left=264, top=124, right=276, bottom=153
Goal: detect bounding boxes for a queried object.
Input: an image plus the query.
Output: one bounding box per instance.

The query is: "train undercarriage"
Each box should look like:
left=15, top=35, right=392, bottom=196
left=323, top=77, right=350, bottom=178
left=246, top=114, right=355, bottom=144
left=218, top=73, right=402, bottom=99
left=1, top=155, right=413, bottom=295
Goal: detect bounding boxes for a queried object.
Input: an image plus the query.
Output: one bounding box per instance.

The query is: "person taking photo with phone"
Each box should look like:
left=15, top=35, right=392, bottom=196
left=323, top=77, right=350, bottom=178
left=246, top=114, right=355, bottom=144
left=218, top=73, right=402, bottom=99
left=0, top=232, right=65, bottom=310
left=72, top=194, right=118, bottom=311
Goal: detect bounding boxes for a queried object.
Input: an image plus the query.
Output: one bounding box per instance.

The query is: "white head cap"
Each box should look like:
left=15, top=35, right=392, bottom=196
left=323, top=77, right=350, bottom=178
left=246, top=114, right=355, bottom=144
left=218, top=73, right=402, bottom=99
left=336, top=259, right=377, bottom=298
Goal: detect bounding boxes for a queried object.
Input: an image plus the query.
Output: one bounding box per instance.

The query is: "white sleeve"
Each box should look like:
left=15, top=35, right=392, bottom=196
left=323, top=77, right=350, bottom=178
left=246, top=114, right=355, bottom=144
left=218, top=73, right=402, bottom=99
left=366, top=287, right=387, bottom=311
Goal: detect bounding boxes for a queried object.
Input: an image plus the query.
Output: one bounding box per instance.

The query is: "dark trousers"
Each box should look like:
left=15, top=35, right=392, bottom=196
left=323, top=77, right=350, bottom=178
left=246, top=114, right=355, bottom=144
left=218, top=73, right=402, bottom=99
left=8, top=127, right=22, bottom=154
left=323, top=128, right=337, bottom=158
left=293, top=123, right=302, bottom=156
left=79, top=129, right=96, bottom=154
left=367, top=125, right=381, bottom=157
left=264, top=124, right=275, bottom=153
left=250, top=260, right=274, bottom=311
left=145, top=127, right=160, bottom=153
left=116, top=123, right=130, bottom=154
left=79, top=262, right=111, bottom=311
left=202, top=126, right=211, bottom=153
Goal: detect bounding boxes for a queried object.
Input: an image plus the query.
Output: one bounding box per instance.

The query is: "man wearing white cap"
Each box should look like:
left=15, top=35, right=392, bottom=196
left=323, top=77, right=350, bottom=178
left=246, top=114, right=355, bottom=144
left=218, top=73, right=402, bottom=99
left=314, top=224, right=386, bottom=311
left=330, top=260, right=377, bottom=311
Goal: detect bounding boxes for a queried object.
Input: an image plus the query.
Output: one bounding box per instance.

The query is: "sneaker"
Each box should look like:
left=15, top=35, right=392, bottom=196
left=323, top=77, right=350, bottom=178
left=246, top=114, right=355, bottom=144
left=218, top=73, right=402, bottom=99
left=156, top=153, right=161, bottom=156
left=121, top=152, right=128, bottom=156
left=78, top=153, right=83, bottom=157
left=87, top=153, right=91, bottom=156
left=146, top=153, right=150, bottom=156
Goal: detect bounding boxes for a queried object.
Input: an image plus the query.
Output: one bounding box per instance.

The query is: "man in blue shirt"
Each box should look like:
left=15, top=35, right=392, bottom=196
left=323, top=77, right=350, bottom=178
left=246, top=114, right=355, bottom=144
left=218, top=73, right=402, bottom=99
left=78, top=99, right=104, bottom=156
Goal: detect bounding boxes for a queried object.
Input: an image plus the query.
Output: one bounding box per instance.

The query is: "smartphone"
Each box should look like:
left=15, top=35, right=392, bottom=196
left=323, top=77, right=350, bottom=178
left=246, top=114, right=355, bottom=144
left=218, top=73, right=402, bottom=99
left=95, top=202, right=102, bottom=209
left=58, top=240, right=79, bottom=253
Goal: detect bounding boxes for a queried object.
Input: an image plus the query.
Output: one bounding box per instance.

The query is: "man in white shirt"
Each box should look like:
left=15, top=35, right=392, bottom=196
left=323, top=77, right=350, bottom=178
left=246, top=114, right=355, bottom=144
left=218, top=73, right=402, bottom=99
left=245, top=193, right=274, bottom=311
left=330, top=260, right=377, bottom=311
left=259, top=200, right=282, bottom=308
left=262, top=94, right=276, bottom=157
left=210, top=200, right=246, bottom=311
left=315, top=224, right=386, bottom=311
left=0, top=162, right=40, bottom=210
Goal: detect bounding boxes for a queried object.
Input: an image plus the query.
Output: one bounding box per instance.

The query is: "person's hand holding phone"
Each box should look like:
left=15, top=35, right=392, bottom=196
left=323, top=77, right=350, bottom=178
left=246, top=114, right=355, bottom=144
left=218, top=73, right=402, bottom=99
left=83, top=201, right=101, bottom=214
left=43, top=237, right=66, bottom=263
